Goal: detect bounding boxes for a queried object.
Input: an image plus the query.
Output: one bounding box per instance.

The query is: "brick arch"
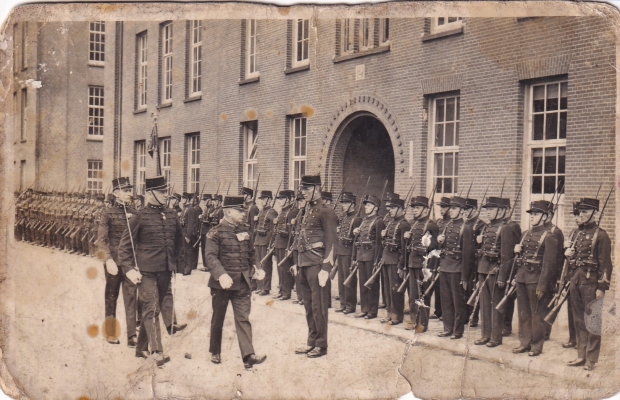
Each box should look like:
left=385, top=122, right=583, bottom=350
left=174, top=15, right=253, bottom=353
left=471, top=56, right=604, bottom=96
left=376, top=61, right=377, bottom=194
left=319, top=94, right=405, bottom=191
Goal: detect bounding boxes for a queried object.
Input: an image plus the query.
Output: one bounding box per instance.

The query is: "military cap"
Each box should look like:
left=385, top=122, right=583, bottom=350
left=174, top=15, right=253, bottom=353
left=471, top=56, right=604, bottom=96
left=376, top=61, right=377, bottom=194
left=465, top=198, right=477, bottom=209
left=385, top=192, right=400, bottom=200
left=572, top=201, right=581, bottom=215
left=145, top=176, right=168, bottom=191
left=321, top=191, right=333, bottom=201
left=300, top=175, right=321, bottom=187
left=282, top=190, right=295, bottom=199
left=449, top=196, right=468, bottom=208
left=182, top=192, right=191, bottom=199
left=436, top=196, right=452, bottom=207
left=578, top=198, right=599, bottom=211
left=340, top=192, right=356, bottom=203
left=171, top=193, right=181, bottom=201
left=202, top=193, right=212, bottom=200
left=112, top=177, right=133, bottom=191
left=241, top=187, right=254, bottom=197
left=386, top=197, right=405, bottom=208
left=410, top=196, right=430, bottom=208
left=500, top=198, right=512, bottom=208
left=276, top=190, right=290, bottom=199
left=222, top=196, right=246, bottom=209
left=526, top=200, right=552, bottom=214
left=258, top=190, right=273, bottom=199
left=481, top=196, right=503, bottom=208
left=213, top=194, right=223, bottom=201
left=363, top=195, right=381, bottom=207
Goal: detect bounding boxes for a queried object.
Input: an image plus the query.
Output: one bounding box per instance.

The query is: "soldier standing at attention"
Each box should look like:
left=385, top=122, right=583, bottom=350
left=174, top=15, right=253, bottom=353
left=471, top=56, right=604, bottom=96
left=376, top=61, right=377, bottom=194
left=273, top=190, right=297, bottom=300
left=294, top=175, right=338, bottom=358
left=253, top=190, right=278, bottom=295
left=242, top=187, right=260, bottom=234
left=118, top=176, right=183, bottom=366
left=291, top=192, right=307, bottom=306
left=429, top=197, right=451, bottom=320
left=511, top=200, right=558, bottom=357
left=198, top=194, right=213, bottom=271
left=542, top=200, right=565, bottom=340
left=565, top=197, right=613, bottom=371
left=205, top=196, right=267, bottom=368
left=335, top=192, right=362, bottom=314
left=561, top=202, right=582, bottom=349
left=97, top=177, right=138, bottom=347
left=437, top=196, right=475, bottom=339
left=182, top=194, right=202, bottom=275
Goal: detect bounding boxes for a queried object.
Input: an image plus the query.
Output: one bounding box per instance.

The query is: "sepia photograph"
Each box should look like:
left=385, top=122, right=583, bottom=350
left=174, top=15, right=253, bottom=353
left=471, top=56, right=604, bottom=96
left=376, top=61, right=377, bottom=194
left=0, top=1, right=619, bottom=399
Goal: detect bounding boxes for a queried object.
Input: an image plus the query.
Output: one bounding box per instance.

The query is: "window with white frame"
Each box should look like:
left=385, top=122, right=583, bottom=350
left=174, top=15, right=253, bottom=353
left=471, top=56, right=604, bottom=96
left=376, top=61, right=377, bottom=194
left=293, top=19, right=309, bottom=67
left=190, top=20, right=202, bottom=95
left=162, top=23, right=173, bottom=103
left=89, top=21, right=105, bottom=64
left=525, top=80, right=567, bottom=227
left=341, top=19, right=354, bottom=54
left=360, top=18, right=372, bottom=50
left=13, top=24, right=17, bottom=73
left=187, top=134, right=200, bottom=193
left=290, top=117, right=307, bottom=190
left=21, top=22, right=27, bottom=70
left=87, top=160, right=103, bottom=194
left=135, top=141, right=146, bottom=195
left=246, top=19, right=259, bottom=78
left=243, top=122, right=258, bottom=188
left=88, top=86, right=104, bottom=136
left=430, top=95, right=460, bottom=197
left=20, top=87, right=27, bottom=141
left=160, top=137, right=172, bottom=184
left=430, top=17, right=463, bottom=34
left=379, top=18, right=390, bottom=45
left=137, top=32, right=148, bottom=108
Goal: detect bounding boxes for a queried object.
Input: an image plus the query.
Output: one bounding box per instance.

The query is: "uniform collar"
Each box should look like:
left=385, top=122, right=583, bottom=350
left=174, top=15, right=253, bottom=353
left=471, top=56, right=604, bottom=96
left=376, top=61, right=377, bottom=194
left=531, top=224, right=546, bottom=232
left=148, top=203, right=165, bottom=210
left=584, top=221, right=597, bottom=230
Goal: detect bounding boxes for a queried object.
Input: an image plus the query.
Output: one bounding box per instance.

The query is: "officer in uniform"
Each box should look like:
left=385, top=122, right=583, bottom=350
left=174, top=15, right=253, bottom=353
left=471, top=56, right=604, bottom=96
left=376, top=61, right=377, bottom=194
left=253, top=190, right=278, bottom=295
left=404, top=195, right=438, bottom=332
left=182, top=194, right=202, bottom=275
left=512, top=200, right=558, bottom=357
left=500, top=197, right=521, bottom=336
left=273, top=190, right=297, bottom=300
left=205, top=196, right=267, bottom=369
left=561, top=202, right=582, bottom=349
left=464, top=197, right=484, bottom=327
left=543, top=199, right=565, bottom=340
left=118, top=176, right=183, bottom=366
left=97, top=177, right=138, bottom=346
left=430, top=197, right=452, bottom=320
left=565, top=198, right=613, bottom=370
left=242, top=187, right=260, bottom=234
left=294, top=175, right=338, bottom=358
left=437, top=196, right=475, bottom=339
left=335, top=192, right=362, bottom=314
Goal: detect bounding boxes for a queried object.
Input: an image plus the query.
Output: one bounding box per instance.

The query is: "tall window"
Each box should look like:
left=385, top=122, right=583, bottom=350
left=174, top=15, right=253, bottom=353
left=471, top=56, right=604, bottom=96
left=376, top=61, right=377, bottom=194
left=379, top=18, right=390, bottom=44
left=12, top=24, right=17, bottom=73
left=137, top=32, right=148, bottom=108
left=430, top=95, right=460, bottom=196
left=160, top=137, right=172, bottom=184
left=162, top=23, right=173, bottom=103
left=526, top=80, right=567, bottom=226
left=243, top=122, right=258, bottom=188
left=19, top=160, right=26, bottom=191
left=190, top=20, right=202, bottom=95
left=360, top=18, right=371, bottom=50
left=290, top=117, right=307, bottom=189
left=87, top=160, right=103, bottom=194
left=342, top=19, right=354, bottom=54
left=135, top=141, right=146, bottom=195
left=21, top=22, right=27, bottom=70
left=89, top=21, right=105, bottom=64
left=246, top=19, right=259, bottom=78
left=187, top=134, right=200, bottom=193
left=88, top=86, right=104, bottom=136
left=293, top=19, right=309, bottom=67
left=431, top=17, right=463, bottom=34
left=20, top=88, right=27, bottom=141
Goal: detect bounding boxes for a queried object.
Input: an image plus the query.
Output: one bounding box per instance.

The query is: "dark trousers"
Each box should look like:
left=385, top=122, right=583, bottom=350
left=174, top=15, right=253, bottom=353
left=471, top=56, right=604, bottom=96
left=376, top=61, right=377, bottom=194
left=161, top=278, right=178, bottom=329
left=516, top=282, right=546, bottom=352
left=337, top=255, right=357, bottom=312
left=567, top=299, right=576, bottom=343
left=478, top=273, right=505, bottom=343
left=504, top=293, right=516, bottom=332
left=295, top=269, right=304, bottom=301
left=569, top=282, right=601, bottom=363
left=386, top=264, right=404, bottom=322
left=409, top=269, right=428, bottom=328
left=439, top=271, right=467, bottom=335
left=104, top=265, right=138, bottom=340
left=381, top=266, right=390, bottom=308
left=299, top=265, right=329, bottom=348
left=200, top=234, right=207, bottom=267
left=255, top=245, right=272, bottom=291
left=358, top=260, right=379, bottom=315
left=276, top=248, right=294, bottom=299
left=429, top=278, right=442, bottom=317
left=209, top=280, right=255, bottom=359
left=184, top=239, right=199, bottom=273
left=136, top=271, right=171, bottom=353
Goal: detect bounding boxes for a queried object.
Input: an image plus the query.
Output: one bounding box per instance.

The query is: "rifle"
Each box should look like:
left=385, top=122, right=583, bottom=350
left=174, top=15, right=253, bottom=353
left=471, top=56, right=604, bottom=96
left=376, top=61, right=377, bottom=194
left=225, top=181, right=232, bottom=196
left=346, top=175, right=371, bottom=238
left=415, top=266, right=441, bottom=309
left=547, top=229, right=578, bottom=311
left=329, top=257, right=340, bottom=280
left=192, top=182, right=209, bottom=247
left=499, top=176, right=506, bottom=198
left=343, top=260, right=359, bottom=287
left=467, top=271, right=493, bottom=307
left=403, top=181, right=416, bottom=208
left=506, top=178, right=525, bottom=221
left=333, top=177, right=350, bottom=210
left=271, top=179, right=283, bottom=208
left=465, top=178, right=474, bottom=199
left=364, top=260, right=384, bottom=289
left=252, top=173, right=261, bottom=204
left=597, top=185, right=614, bottom=228
left=397, top=271, right=410, bottom=294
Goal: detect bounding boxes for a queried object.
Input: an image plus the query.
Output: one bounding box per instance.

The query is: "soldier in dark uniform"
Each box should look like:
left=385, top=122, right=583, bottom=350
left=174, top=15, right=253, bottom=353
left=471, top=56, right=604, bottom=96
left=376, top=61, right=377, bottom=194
left=205, top=196, right=267, bottom=369
left=334, top=192, right=362, bottom=314
left=321, top=191, right=333, bottom=206
left=541, top=200, right=565, bottom=341
left=512, top=200, right=558, bottom=357
left=436, top=196, right=475, bottom=339
left=500, top=197, right=521, bottom=336
left=183, top=194, right=202, bottom=275
left=430, top=197, right=451, bottom=320
left=464, top=198, right=484, bottom=327
left=253, top=190, right=278, bottom=295
left=352, top=195, right=384, bottom=319
left=291, top=192, right=307, bottom=305
left=404, top=195, right=438, bottom=332
left=294, top=175, right=338, bottom=358
left=198, top=194, right=213, bottom=271
left=273, top=190, right=297, bottom=300
left=97, top=177, right=138, bottom=346
left=565, top=198, right=613, bottom=370
left=561, top=201, right=582, bottom=349
left=242, top=187, right=260, bottom=235
left=118, top=176, right=183, bottom=366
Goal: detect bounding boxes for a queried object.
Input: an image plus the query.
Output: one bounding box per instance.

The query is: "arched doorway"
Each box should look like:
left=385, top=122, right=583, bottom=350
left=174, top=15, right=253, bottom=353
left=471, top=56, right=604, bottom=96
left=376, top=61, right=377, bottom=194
left=327, top=112, right=395, bottom=201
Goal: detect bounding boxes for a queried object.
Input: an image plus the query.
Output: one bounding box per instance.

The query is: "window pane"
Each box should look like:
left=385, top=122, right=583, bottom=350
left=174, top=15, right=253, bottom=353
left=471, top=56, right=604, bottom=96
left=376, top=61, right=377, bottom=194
left=560, top=82, right=568, bottom=110
left=445, top=97, right=455, bottom=121
left=533, top=86, right=545, bottom=112
left=532, top=149, right=543, bottom=174
left=444, top=178, right=452, bottom=194
left=295, top=136, right=300, bottom=156
left=455, top=122, right=459, bottom=145
left=300, top=136, right=306, bottom=156
left=444, top=152, right=454, bottom=176
left=557, top=175, right=565, bottom=193
left=435, top=178, right=443, bottom=194
left=558, top=147, right=566, bottom=174
left=454, top=152, right=458, bottom=175
left=544, top=147, right=557, bottom=174
left=436, top=99, right=445, bottom=122
left=533, top=114, right=544, bottom=140
left=434, top=153, right=443, bottom=177
left=435, top=124, right=444, bottom=147
left=547, top=83, right=559, bottom=110
left=544, top=176, right=556, bottom=194
left=444, top=122, right=454, bottom=146
left=532, top=176, right=542, bottom=194
left=559, top=112, right=567, bottom=139
left=453, top=177, right=458, bottom=194
left=545, top=112, right=558, bottom=140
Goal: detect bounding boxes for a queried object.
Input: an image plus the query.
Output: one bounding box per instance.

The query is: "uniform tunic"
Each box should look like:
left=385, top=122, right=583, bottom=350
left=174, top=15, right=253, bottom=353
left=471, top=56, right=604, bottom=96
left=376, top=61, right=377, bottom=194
left=381, top=214, right=411, bottom=322
left=254, top=206, right=278, bottom=292
left=354, top=214, right=385, bottom=315
left=274, top=204, right=299, bottom=298
left=335, top=210, right=362, bottom=312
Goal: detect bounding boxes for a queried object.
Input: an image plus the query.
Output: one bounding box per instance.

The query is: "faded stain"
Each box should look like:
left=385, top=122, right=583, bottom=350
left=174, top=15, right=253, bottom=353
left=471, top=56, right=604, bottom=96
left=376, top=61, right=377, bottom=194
left=265, top=110, right=274, bottom=118
left=277, top=6, right=290, bottom=16
left=95, top=250, right=106, bottom=260
left=86, top=325, right=99, bottom=338
left=121, top=159, right=131, bottom=171
left=266, top=300, right=274, bottom=307
left=301, top=105, right=314, bottom=117
left=187, top=309, right=197, bottom=320
left=245, top=109, right=258, bottom=120
left=220, top=113, right=228, bottom=121
left=102, top=317, right=121, bottom=341
left=86, top=267, right=98, bottom=279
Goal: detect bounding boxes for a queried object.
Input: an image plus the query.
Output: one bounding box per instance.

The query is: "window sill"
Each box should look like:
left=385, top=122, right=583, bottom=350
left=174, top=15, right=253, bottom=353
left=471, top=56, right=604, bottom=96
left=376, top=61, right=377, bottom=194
left=333, top=44, right=390, bottom=64
left=422, top=26, right=464, bottom=42
left=133, top=108, right=147, bottom=115
left=285, top=64, right=310, bottom=75
left=88, top=61, right=105, bottom=68
left=183, top=95, right=201, bottom=103
left=239, top=76, right=260, bottom=85
left=86, top=135, right=104, bottom=142
left=158, top=102, right=172, bottom=109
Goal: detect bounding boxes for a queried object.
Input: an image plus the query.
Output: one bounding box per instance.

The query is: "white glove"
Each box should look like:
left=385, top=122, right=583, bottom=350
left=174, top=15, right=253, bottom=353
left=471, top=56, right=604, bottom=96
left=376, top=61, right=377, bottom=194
left=381, top=229, right=387, bottom=237
left=318, top=270, right=329, bottom=287
left=437, top=234, right=445, bottom=243
left=219, top=273, right=234, bottom=289
left=253, top=216, right=259, bottom=221
left=404, top=231, right=411, bottom=239
left=253, top=267, right=266, bottom=281
left=290, top=264, right=298, bottom=276
left=514, top=244, right=522, bottom=254
left=105, top=259, right=119, bottom=276
left=291, top=218, right=296, bottom=225
left=476, top=235, right=483, bottom=244
left=126, top=269, right=142, bottom=285
left=564, top=247, right=575, bottom=258
left=421, top=232, right=432, bottom=247
left=353, top=227, right=360, bottom=235
left=422, top=267, right=433, bottom=282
